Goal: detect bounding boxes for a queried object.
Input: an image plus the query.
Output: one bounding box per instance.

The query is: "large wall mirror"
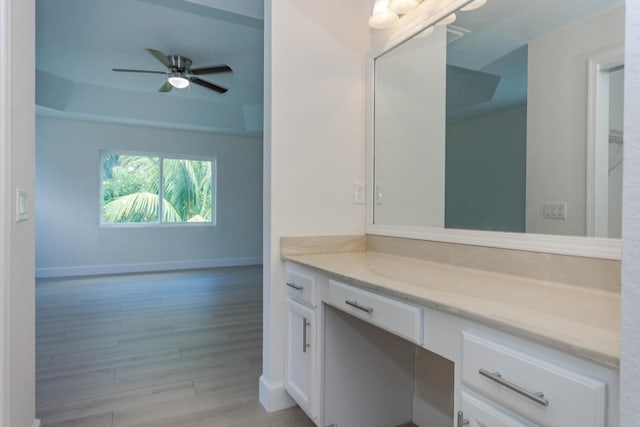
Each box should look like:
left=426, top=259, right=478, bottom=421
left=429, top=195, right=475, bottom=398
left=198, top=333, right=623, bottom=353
left=369, top=0, right=624, bottom=259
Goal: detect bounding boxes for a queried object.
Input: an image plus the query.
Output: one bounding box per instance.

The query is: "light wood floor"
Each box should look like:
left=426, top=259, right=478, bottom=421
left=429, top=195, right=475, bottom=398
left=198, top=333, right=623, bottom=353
left=36, top=266, right=314, bottom=427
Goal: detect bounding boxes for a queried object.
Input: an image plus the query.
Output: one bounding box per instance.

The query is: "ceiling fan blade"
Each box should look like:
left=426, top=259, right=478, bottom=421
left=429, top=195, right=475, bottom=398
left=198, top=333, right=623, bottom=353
left=112, top=68, right=167, bottom=75
left=146, top=48, right=171, bottom=68
left=190, top=77, right=228, bottom=93
left=190, top=65, right=233, bottom=75
left=159, top=81, right=173, bottom=92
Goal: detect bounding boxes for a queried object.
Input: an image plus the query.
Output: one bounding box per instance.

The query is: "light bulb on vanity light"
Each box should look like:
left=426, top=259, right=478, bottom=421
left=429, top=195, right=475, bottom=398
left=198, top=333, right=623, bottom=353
left=369, top=0, right=399, bottom=29
left=389, top=0, right=420, bottom=14
left=461, top=0, right=487, bottom=12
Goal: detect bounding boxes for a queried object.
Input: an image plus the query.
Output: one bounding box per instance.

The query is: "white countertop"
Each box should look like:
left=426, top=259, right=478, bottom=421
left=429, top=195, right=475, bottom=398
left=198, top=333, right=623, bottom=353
left=284, top=251, right=620, bottom=367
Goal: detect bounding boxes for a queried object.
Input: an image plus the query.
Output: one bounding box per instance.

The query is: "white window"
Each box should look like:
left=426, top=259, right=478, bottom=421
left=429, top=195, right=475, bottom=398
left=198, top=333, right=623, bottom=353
left=101, top=151, right=216, bottom=225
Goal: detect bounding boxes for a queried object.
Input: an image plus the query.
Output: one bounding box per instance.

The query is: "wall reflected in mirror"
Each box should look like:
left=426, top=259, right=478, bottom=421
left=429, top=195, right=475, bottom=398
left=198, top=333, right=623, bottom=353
left=373, top=0, right=625, bottom=238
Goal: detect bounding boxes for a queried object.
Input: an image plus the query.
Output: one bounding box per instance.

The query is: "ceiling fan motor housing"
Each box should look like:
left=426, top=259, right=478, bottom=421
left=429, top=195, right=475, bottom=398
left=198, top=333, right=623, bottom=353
left=168, top=55, right=192, bottom=73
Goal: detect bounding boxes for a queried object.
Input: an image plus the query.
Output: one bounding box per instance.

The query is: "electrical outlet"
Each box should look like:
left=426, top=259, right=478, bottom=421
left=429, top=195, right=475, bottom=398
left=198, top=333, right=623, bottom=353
left=543, top=202, right=567, bottom=219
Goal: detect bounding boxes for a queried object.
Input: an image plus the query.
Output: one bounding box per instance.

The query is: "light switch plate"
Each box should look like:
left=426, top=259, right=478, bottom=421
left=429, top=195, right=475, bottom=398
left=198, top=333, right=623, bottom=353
left=353, top=182, right=365, bottom=205
left=16, top=189, right=28, bottom=221
left=375, top=184, right=383, bottom=205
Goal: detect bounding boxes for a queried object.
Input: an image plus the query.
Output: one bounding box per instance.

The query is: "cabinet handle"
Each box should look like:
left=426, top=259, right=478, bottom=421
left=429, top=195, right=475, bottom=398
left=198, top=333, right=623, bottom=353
left=302, top=318, right=311, bottom=353
left=479, top=369, right=549, bottom=407
left=457, top=411, right=469, bottom=427
left=286, top=282, right=303, bottom=291
left=345, top=300, right=374, bottom=314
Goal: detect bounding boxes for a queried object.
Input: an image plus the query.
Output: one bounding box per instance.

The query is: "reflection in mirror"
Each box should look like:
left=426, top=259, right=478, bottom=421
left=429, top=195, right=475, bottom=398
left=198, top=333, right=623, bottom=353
left=374, top=25, right=447, bottom=227
left=373, top=0, right=625, bottom=238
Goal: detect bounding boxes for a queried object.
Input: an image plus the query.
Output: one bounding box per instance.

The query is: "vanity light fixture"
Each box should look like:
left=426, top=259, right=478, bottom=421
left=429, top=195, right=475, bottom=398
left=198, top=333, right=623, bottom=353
left=369, top=0, right=399, bottom=29
left=460, top=0, right=487, bottom=12
left=436, top=13, right=457, bottom=25
left=168, top=72, right=190, bottom=89
left=389, top=0, right=420, bottom=14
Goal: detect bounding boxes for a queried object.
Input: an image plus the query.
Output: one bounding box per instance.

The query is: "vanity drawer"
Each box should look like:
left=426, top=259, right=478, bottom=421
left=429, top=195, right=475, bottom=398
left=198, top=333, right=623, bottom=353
left=328, top=280, right=422, bottom=345
left=285, top=269, right=317, bottom=307
left=462, top=333, right=606, bottom=427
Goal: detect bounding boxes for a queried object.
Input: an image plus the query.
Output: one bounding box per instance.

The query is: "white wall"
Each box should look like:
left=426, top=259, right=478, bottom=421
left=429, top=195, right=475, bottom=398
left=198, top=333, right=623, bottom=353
left=261, top=0, right=369, bottom=411
left=0, top=0, right=36, bottom=424
left=35, top=116, right=263, bottom=277
left=608, top=69, right=624, bottom=238
left=620, top=0, right=640, bottom=422
left=374, top=26, right=447, bottom=227
left=526, top=6, right=625, bottom=236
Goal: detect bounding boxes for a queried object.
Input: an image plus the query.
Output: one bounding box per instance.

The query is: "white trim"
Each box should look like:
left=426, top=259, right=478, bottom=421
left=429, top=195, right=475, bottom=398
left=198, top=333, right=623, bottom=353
left=258, top=375, right=295, bottom=413
left=586, top=46, right=625, bottom=237
left=368, top=224, right=621, bottom=260
left=366, top=1, right=623, bottom=261
left=32, top=419, right=41, bottom=427
left=35, top=257, right=262, bottom=279
left=99, top=150, right=217, bottom=226
left=365, top=50, right=375, bottom=231
left=35, top=105, right=264, bottom=138
left=0, top=0, right=10, bottom=422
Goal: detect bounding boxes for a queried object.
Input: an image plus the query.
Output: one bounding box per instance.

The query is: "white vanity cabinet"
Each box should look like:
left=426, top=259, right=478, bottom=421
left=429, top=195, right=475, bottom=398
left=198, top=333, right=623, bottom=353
left=327, top=279, right=422, bottom=345
left=459, top=333, right=608, bottom=427
left=284, top=266, right=319, bottom=422
left=460, top=390, right=533, bottom=427
left=283, top=258, right=619, bottom=427
left=285, top=299, right=316, bottom=416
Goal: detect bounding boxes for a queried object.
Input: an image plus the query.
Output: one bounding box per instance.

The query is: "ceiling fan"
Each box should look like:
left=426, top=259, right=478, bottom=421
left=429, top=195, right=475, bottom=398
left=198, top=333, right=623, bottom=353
left=112, top=48, right=232, bottom=93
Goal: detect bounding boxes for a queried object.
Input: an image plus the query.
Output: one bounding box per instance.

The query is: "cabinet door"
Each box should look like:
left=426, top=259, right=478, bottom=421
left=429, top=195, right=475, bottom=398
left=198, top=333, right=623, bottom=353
left=460, top=391, right=533, bottom=427
left=285, top=298, right=316, bottom=418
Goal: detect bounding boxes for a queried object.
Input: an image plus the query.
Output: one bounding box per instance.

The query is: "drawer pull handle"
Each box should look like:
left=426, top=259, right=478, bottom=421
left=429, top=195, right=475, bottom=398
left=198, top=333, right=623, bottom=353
left=302, top=318, right=310, bottom=353
left=286, top=282, right=304, bottom=291
left=479, top=369, right=549, bottom=407
left=345, top=300, right=374, bottom=314
left=457, top=411, right=470, bottom=427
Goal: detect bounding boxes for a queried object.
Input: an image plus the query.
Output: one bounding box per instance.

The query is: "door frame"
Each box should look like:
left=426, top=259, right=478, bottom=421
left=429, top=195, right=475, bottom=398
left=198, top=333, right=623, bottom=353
left=586, top=45, right=625, bottom=237
left=0, top=0, right=10, bottom=422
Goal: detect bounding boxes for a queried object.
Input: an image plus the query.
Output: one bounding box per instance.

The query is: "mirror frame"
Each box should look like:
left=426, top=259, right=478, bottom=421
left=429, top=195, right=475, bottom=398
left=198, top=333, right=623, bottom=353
left=365, top=0, right=622, bottom=260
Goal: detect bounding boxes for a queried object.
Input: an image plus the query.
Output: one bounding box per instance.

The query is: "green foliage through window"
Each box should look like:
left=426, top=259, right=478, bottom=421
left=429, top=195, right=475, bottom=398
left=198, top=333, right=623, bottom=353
left=101, top=153, right=214, bottom=224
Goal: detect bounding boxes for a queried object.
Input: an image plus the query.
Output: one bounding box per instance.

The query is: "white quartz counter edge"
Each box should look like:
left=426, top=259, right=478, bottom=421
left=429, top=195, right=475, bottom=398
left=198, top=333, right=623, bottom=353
left=283, top=251, right=620, bottom=367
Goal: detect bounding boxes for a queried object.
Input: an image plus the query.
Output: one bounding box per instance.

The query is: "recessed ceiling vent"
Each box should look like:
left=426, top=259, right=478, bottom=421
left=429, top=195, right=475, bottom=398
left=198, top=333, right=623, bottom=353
left=446, top=25, right=470, bottom=44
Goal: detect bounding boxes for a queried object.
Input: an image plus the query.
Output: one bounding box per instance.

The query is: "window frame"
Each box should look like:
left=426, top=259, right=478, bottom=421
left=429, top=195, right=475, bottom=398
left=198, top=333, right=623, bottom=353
left=99, top=149, right=217, bottom=227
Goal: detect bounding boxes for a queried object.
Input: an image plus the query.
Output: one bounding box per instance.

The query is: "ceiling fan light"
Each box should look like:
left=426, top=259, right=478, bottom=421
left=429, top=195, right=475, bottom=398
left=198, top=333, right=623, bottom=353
left=369, top=0, right=399, bottom=29
left=436, top=13, right=457, bottom=26
left=389, top=0, right=419, bottom=15
left=168, top=74, right=190, bottom=89
left=460, top=0, right=487, bottom=12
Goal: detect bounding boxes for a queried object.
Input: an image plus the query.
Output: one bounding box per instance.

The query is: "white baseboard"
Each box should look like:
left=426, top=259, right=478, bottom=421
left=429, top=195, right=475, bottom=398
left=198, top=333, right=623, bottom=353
left=33, top=419, right=41, bottom=427
left=35, top=257, right=262, bottom=279
left=259, top=375, right=295, bottom=412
